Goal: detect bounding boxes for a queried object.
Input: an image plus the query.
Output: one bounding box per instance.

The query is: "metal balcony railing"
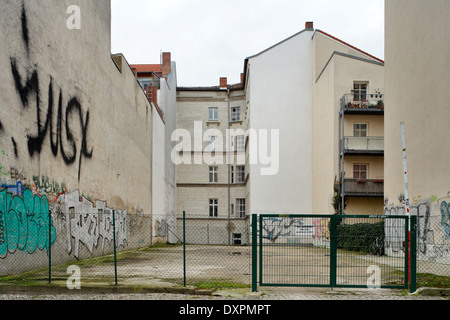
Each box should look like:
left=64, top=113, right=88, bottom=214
left=343, top=179, right=384, bottom=197
left=342, top=136, right=384, bottom=153
left=340, top=93, right=384, bottom=112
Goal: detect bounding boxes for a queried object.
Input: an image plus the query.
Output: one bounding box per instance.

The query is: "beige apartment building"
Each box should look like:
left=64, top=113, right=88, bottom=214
left=176, top=22, right=386, bottom=244
left=176, top=79, right=250, bottom=245
left=312, top=30, right=385, bottom=216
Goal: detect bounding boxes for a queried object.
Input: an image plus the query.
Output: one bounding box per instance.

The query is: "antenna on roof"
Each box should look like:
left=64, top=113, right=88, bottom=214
left=160, top=49, right=162, bottom=70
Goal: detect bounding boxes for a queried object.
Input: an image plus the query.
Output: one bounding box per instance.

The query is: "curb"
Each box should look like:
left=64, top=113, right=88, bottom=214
left=413, top=287, right=450, bottom=297
left=0, top=283, right=215, bottom=297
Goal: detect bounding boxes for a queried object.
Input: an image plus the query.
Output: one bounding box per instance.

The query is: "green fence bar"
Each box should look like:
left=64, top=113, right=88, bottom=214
left=410, top=215, right=417, bottom=293
left=48, top=210, right=52, bottom=284
left=112, top=210, right=118, bottom=285
left=330, top=215, right=337, bottom=288
left=252, top=214, right=258, bottom=292
left=183, top=211, right=186, bottom=287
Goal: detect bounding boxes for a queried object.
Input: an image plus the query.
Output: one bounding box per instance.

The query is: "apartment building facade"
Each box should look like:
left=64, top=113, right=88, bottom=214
left=176, top=22, right=386, bottom=244
left=176, top=79, right=250, bottom=245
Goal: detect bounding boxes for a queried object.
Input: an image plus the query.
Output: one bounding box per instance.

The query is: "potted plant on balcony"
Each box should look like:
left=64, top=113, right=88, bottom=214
left=377, top=100, right=384, bottom=109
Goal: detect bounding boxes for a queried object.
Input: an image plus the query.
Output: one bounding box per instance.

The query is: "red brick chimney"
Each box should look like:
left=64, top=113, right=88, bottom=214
left=220, top=77, right=228, bottom=89
left=305, top=21, right=314, bottom=29
left=162, top=52, right=171, bottom=77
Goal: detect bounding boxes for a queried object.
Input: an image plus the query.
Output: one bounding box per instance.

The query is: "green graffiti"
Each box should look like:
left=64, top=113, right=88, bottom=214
left=0, top=188, right=56, bottom=258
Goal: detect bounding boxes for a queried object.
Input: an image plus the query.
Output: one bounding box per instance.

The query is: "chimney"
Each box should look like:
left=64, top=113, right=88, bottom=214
left=162, top=52, right=171, bottom=77
left=220, top=77, right=228, bottom=89
left=240, top=73, right=244, bottom=84
left=305, top=21, right=314, bottom=30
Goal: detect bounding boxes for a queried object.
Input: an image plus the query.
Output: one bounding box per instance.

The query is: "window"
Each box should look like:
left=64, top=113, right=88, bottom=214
left=236, top=135, right=245, bottom=151
left=209, top=107, right=218, bottom=121
left=353, top=82, right=368, bottom=101
left=233, top=233, right=242, bottom=245
left=353, top=123, right=367, bottom=137
left=236, top=199, right=246, bottom=218
left=231, top=166, right=234, bottom=184
left=231, top=107, right=241, bottom=122
left=209, top=199, right=218, bottom=217
left=209, top=166, right=218, bottom=183
left=236, top=166, right=245, bottom=183
left=353, top=164, right=367, bottom=180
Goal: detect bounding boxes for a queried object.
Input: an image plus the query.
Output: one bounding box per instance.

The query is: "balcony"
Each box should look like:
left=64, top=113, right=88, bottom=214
left=342, top=136, right=384, bottom=155
left=343, top=179, right=384, bottom=197
left=340, top=93, right=384, bottom=115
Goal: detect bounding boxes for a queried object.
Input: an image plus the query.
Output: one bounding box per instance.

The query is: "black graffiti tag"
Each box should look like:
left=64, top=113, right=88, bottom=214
left=9, top=4, right=93, bottom=182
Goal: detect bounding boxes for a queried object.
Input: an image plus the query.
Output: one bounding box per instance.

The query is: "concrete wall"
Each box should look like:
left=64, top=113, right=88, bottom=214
left=247, top=30, right=314, bottom=215
left=384, top=0, right=450, bottom=263
left=0, top=0, right=158, bottom=273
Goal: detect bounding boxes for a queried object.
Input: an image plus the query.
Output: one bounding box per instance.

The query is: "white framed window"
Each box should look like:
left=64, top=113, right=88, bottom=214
left=353, top=164, right=368, bottom=180
left=209, top=107, right=218, bottom=121
left=231, top=107, right=241, bottom=122
left=209, top=199, right=218, bottom=217
left=353, top=82, right=368, bottom=101
left=209, top=166, right=218, bottom=183
left=236, top=135, right=245, bottom=151
left=353, top=123, right=368, bottom=137
left=236, top=166, right=245, bottom=183
left=236, top=199, right=246, bottom=218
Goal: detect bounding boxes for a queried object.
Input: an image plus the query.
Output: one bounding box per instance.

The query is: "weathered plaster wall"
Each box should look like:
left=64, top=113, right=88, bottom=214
left=0, top=0, right=154, bottom=273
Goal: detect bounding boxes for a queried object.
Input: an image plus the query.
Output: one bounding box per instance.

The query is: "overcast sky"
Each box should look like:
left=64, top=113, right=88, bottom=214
left=111, top=0, right=384, bottom=87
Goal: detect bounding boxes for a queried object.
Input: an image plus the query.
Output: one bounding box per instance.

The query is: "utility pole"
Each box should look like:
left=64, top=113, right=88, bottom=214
left=400, top=122, right=411, bottom=281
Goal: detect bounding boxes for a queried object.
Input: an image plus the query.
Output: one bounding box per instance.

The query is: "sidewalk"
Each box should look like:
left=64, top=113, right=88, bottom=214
left=0, top=281, right=448, bottom=300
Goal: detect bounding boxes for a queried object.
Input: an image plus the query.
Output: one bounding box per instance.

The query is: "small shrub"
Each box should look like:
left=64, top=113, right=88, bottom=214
left=337, top=221, right=384, bottom=254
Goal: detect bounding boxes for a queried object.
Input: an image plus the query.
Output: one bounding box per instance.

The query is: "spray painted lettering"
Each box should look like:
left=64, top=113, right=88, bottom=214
left=0, top=188, right=56, bottom=258
left=8, top=4, right=93, bottom=182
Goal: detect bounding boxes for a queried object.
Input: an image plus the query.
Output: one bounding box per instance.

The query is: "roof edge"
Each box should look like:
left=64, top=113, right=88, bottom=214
left=314, top=30, right=384, bottom=64
left=246, top=28, right=313, bottom=60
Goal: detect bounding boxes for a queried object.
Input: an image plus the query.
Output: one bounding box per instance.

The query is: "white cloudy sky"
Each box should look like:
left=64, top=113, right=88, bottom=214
left=111, top=0, right=384, bottom=87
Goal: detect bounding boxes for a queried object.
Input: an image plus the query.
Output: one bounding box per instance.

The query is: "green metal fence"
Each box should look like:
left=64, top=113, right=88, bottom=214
left=252, top=214, right=417, bottom=293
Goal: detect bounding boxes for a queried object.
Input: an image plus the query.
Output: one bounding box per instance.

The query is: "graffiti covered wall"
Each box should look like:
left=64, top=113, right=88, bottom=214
left=385, top=199, right=450, bottom=264
left=0, top=1, right=156, bottom=273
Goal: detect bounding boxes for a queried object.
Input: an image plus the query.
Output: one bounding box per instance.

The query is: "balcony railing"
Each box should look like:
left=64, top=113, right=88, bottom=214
left=340, top=93, right=384, bottom=113
left=343, top=179, right=384, bottom=197
left=342, top=136, right=384, bottom=154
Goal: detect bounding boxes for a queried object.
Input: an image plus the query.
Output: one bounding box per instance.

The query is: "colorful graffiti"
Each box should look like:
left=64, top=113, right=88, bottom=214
left=0, top=188, right=56, bottom=259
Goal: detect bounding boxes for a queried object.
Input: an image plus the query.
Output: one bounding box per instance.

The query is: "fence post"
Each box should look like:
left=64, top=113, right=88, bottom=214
left=410, top=215, right=417, bottom=293
left=251, top=214, right=258, bottom=292
left=330, top=215, right=338, bottom=288
left=112, top=210, right=118, bottom=285
left=48, top=210, right=52, bottom=284
left=183, top=211, right=186, bottom=287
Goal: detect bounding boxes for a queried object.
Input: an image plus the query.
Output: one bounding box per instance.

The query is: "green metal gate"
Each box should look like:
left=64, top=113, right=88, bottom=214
left=252, top=214, right=417, bottom=292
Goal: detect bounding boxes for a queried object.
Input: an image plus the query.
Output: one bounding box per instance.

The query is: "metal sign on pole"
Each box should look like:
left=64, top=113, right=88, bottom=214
left=400, top=122, right=411, bottom=282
